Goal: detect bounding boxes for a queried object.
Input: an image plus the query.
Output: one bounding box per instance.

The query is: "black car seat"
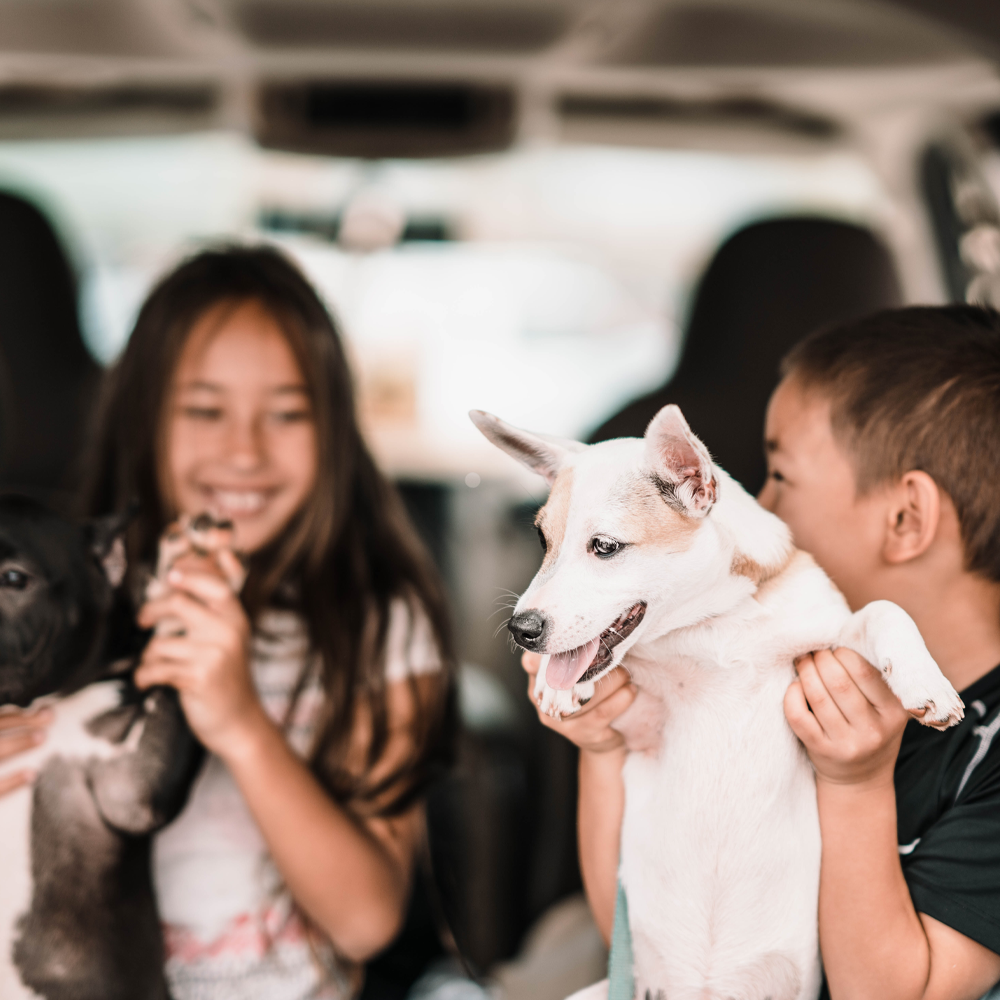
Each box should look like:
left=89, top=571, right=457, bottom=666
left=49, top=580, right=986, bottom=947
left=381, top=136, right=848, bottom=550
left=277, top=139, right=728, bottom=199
left=590, top=216, right=903, bottom=494
left=0, top=192, right=101, bottom=504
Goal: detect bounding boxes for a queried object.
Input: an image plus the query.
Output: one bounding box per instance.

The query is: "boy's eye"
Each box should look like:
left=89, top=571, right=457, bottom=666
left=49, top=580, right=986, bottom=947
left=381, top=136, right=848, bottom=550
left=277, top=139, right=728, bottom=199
left=769, top=469, right=786, bottom=483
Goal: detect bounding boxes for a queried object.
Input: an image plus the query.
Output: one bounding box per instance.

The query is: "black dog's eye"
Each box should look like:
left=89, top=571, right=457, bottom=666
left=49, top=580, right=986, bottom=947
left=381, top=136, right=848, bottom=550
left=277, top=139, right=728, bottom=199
left=0, top=568, right=30, bottom=589
left=536, top=527, right=547, bottom=553
left=591, top=536, right=622, bottom=558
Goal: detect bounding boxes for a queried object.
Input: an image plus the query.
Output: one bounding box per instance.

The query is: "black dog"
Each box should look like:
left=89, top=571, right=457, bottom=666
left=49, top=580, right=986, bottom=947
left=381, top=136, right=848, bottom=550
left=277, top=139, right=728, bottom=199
left=0, top=496, right=201, bottom=1000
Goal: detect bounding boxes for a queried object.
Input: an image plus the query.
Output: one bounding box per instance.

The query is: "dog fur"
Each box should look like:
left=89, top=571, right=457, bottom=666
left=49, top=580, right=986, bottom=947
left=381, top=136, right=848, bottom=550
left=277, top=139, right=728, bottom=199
left=471, top=405, right=963, bottom=1000
left=0, top=499, right=210, bottom=1000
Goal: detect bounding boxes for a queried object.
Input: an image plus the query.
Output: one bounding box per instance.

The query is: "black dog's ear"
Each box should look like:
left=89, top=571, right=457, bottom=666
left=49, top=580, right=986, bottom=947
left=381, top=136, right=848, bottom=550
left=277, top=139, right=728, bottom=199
left=87, top=504, right=138, bottom=588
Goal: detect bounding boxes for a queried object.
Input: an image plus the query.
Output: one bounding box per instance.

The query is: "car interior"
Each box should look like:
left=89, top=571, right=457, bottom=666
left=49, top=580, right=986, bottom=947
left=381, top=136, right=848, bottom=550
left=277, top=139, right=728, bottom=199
left=0, top=2, right=999, bottom=997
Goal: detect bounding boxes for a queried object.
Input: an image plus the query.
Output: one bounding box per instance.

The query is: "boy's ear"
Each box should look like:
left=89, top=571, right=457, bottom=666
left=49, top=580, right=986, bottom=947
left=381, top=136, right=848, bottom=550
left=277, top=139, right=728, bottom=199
left=644, top=405, right=717, bottom=517
left=87, top=504, right=137, bottom=588
left=883, top=471, right=941, bottom=565
left=469, top=410, right=585, bottom=484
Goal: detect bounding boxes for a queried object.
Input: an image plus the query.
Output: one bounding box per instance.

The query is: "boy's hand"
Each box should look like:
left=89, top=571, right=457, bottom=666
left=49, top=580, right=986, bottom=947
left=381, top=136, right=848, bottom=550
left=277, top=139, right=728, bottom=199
left=522, top=651, right=636, bottom=754
left=784, top=647, right=918, bottom=787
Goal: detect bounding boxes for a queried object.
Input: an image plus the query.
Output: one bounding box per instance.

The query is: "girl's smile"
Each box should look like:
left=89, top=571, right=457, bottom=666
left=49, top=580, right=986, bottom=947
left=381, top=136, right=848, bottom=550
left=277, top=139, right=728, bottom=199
left=165, top=299, right=318, bottom=555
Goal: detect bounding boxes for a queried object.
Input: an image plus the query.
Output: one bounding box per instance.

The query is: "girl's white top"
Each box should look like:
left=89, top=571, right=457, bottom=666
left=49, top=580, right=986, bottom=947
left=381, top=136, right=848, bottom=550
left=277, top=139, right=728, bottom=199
left=153, top=601, right=441, bottom=1000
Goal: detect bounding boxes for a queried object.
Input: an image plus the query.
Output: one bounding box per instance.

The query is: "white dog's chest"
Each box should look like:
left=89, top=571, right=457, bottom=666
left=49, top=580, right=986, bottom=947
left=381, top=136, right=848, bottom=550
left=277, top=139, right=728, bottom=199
left=0, top=682, right=128, bottom=1000
left=618, top=654, right=823, bottom=1000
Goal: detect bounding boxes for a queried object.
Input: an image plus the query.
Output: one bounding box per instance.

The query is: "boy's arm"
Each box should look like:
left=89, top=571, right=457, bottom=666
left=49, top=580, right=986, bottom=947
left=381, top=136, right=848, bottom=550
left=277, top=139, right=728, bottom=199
left=578, top=744, right=627, bottom=942
left=522, top=652, right=635, bottom=943
left=786, top=648, right=1000, bottom=1000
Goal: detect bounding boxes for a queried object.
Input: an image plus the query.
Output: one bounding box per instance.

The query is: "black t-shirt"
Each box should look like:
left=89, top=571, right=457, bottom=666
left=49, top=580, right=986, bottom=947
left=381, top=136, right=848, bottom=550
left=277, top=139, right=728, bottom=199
left=896, top=663, right=1000, bottom=954
left=820, top=664, right=1000, bottom=999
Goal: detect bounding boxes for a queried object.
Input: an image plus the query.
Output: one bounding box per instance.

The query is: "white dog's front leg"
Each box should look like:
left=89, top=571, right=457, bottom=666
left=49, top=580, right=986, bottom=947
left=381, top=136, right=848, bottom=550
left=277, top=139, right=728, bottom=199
left=534, top=655, right=596, bottom=719
left=837, top=600, right=964, bottom=728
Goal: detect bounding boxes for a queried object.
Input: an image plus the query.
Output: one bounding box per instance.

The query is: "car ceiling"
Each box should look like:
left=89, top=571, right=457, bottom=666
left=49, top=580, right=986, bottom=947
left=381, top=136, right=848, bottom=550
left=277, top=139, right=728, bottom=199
left=0, top=0, right=996, bottom=152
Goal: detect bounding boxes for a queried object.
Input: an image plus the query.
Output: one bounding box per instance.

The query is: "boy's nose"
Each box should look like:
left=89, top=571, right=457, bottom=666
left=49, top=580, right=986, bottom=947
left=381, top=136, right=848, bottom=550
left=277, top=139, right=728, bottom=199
left=509, top=610, right=546, bottom=649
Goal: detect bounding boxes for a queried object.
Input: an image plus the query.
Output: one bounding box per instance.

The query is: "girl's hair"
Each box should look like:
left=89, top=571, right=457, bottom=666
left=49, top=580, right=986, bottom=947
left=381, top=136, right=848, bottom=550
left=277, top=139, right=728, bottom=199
left=83, top=244, right=455, bottom=814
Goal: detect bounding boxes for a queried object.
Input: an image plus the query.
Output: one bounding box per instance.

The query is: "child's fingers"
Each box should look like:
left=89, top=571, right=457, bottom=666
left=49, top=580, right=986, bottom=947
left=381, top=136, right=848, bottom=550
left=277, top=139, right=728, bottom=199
left=784, top=678, right=827, bottom=747
left=0, top=727, right=47, bottom=759
left=808, top=648, right=876, bottom=724
left=0, top=768, right=36, bottom=796
left=0, top=707, right=52, bottom=732
left=794, top=654, right=849, bottom=737
left=143, top=636, right=204, bottom=665
left=529, top=666, right=631, bottom=717
left=214, top=549, right=247, bottom=593
left=139, top=590, right=228, bottom=633
left=542, top=683, right=636, bottom=749
left=134, top=658, right=194, bottom=691
left=165, top=569, right=237, bottom=609
left=828, top=647, right=900, bottom=713
left=521, top=651, right=542, bottom=675
left=582, top=682, right=636, bottom=725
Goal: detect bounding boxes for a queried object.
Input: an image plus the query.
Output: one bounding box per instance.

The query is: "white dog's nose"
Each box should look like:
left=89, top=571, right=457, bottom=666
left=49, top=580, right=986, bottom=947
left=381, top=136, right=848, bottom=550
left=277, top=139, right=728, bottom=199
left=509, top=611, right=546, bottom=649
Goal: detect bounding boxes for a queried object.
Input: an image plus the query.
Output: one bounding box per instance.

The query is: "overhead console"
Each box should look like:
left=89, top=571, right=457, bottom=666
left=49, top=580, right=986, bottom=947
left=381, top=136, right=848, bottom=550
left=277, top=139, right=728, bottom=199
left=254, top=80, right=516, bottom=158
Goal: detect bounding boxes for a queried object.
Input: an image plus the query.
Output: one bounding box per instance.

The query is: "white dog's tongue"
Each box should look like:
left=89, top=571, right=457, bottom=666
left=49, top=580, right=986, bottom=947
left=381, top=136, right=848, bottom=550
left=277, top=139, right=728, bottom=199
left=545, top=637, right=602, bottom=690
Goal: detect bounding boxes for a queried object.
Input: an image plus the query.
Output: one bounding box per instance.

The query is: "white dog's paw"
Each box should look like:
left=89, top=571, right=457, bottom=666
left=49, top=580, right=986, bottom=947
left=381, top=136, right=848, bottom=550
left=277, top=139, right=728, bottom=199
left=884, top=647, right=964, bottom=729
left=841, top=602, right=965, bottom=729
left=874, top=633, right=964, bottom=729
left=533, top=660, right=595, bottom=719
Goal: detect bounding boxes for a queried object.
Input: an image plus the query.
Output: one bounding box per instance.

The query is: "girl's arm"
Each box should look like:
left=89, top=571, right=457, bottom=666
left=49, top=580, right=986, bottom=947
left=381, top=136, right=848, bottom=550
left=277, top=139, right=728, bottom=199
left=218, top=677, right=428, bottom=961
left=786, top=648, right=1000, bottom=1000
left=136, top=562, right=425, bottom=962
left=521, top=652, right=634, bottom=943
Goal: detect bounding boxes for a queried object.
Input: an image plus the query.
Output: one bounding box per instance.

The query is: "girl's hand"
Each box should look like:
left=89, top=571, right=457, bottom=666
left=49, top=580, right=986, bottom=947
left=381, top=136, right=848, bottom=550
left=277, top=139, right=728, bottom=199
left=522, top=651, right=637, bottom=754
left=784, top=647, right=916, bottom=788
left=135, top=563, right=266, bottom=758
left=0, top=707, right=51, bottom=796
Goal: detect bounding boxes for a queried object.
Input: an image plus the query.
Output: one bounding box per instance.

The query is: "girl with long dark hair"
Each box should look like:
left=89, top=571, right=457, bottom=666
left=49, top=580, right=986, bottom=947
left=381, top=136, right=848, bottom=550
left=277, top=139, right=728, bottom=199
left=84, top=244, right=455, bottom=998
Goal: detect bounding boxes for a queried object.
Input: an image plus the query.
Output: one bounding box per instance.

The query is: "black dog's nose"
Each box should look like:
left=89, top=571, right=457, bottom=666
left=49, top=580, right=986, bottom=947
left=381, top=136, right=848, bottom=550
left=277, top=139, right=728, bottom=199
left=509, top=610, right=546, bottom=649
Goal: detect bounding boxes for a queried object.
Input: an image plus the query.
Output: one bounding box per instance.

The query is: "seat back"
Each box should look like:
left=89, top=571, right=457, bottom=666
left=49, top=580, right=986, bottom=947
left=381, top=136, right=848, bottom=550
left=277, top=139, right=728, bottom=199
left=0, top=192, right=100, bottom=504
left=591, top=216, right=902, bottom=494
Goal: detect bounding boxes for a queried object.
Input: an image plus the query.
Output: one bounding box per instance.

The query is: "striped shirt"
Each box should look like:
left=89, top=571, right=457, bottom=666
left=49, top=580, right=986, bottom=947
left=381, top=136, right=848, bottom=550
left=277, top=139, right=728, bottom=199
left=153, top=602, right=440, bottom=1000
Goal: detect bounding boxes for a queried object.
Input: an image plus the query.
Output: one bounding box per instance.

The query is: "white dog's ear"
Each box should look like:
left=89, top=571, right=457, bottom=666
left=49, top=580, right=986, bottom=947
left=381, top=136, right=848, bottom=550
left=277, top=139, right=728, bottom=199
left=644, top=405, right=717, bottom=517
left=470, top=410, right=583, bottom=484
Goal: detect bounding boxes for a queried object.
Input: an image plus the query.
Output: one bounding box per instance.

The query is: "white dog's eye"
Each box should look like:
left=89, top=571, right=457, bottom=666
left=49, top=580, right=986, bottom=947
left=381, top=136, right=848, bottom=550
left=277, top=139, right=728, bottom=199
left=591, top=536, right=621, bottom=558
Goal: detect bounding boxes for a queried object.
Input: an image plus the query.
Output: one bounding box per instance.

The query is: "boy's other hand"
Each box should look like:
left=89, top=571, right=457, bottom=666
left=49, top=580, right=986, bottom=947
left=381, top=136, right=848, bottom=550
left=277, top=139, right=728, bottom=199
left=522, top=650, right=636, bottom=754
left=784, top=647, right=918, bottom=787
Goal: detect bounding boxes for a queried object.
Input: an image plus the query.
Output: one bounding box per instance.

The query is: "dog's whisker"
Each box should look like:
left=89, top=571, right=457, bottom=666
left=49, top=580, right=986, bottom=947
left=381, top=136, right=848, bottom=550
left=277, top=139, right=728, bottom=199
left=494, top=616, right=514, bottom=639
left=487, top=604, right=517, bottom=622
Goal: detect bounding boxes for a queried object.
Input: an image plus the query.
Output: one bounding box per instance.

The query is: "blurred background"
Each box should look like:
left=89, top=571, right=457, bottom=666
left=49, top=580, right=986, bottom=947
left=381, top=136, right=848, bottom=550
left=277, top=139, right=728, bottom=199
left=1, top=0, right=1000, bottom=996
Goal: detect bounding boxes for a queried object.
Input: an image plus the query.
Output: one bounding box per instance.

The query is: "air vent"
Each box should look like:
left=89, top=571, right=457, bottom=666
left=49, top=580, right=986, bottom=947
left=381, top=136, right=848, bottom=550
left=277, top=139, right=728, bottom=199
left=256, top=81, right=516, bottom=158
left=559, top=94, right=838, bottom=140
left=237, top=2, right=565, bottom=53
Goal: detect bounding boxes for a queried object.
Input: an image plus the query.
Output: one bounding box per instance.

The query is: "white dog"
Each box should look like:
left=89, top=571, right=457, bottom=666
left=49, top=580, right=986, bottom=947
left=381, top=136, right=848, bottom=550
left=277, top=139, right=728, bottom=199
left=471, top=404, right=964, bottom=1000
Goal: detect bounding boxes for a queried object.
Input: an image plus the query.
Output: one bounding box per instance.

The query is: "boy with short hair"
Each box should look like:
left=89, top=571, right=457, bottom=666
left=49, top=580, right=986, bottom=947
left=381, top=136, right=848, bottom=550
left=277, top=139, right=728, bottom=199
left=524, top=305, right=1000, bottom=999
